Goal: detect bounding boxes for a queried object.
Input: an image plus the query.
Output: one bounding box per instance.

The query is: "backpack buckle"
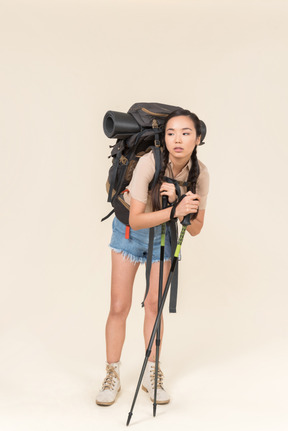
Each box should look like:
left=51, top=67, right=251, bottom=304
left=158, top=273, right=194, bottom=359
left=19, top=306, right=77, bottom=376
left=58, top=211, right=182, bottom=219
left=152, top=119, right=158, bottom=128
left=119, top=155, right=128, bottom=165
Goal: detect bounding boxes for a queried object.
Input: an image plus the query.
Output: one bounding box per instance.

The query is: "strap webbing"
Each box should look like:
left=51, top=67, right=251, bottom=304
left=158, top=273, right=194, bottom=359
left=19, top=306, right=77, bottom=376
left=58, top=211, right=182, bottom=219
left=168, top=220, right=178, bottom=313
left=101, top=209, right=115, bottom=222
left=141, top=221, right=179, bottom=313
left=168, top=193, right=192, bottom=312
left=142, top=227, right=155, bottom=307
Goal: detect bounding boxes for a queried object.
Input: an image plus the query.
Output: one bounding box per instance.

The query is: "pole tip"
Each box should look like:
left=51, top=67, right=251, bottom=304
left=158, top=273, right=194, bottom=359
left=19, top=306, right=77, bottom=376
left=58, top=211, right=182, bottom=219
left=153, top=403, right=157, bottom=417
left=126, top=412, right=132, bottom=426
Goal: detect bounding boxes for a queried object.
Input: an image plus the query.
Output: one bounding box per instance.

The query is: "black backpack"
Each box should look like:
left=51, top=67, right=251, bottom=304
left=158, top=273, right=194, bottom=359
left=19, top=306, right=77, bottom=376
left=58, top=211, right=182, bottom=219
left=102, top=102, right=185, bottom=312
left=102, top=102, right=181, bottom=224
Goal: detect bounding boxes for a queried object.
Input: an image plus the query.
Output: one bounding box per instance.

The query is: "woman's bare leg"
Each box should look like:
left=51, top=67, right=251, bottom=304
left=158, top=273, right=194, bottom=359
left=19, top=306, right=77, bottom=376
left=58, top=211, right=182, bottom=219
left=105, top=251, right=140, bottom=363
left=143, top=260, right=171, bottom=361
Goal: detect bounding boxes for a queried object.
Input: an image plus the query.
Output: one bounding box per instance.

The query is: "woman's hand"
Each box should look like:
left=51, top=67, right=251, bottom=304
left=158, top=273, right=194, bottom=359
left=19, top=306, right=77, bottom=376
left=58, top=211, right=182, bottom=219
left=174, top=192, right=201, bottom=218
left=160, top=182, right=177, bottom=204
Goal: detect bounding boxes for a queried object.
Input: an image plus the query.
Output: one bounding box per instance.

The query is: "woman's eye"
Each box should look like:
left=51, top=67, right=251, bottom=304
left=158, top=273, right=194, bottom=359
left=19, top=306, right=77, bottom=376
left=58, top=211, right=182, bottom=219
left=167, top=133, right=174, bottom=136
left=183, top=133, right=190, bottom=136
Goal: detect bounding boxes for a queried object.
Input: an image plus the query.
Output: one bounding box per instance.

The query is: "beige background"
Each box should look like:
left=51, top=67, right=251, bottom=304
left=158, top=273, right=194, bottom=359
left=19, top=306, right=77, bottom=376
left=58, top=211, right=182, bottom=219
left=1, top=0, right=288, bottom=430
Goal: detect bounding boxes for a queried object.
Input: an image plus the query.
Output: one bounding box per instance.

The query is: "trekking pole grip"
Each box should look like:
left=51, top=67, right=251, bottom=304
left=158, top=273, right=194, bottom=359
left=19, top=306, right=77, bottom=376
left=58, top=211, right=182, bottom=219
left=181, top=214, right=191, bottom=226
left=162, top=195, right=168, bottom=210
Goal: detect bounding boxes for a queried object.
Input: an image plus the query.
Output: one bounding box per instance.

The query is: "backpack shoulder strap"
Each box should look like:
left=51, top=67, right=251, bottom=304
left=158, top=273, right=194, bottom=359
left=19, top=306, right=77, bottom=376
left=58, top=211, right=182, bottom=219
left=108, top=151, right=122, bottom=202
left=163, top=176, right=182, bottom=198
left=150, top=146, right=162, bottom=189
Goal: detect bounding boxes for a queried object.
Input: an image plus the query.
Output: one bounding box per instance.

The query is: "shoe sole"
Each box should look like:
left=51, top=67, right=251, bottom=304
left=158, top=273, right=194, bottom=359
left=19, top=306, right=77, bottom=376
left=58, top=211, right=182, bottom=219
left=96, top=387, right=121, bottom=406
left=141, top=385, right=170, bottom=405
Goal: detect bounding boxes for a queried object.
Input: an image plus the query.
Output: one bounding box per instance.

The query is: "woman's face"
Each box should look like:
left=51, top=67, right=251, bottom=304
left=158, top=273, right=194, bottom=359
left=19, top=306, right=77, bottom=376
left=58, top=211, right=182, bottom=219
left=165, top=115, right=200, bottom=163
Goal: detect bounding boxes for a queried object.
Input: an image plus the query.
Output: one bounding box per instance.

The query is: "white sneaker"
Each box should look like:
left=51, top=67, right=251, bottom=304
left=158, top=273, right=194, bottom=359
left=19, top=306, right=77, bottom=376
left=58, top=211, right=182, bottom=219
left=96, top=362, right=121, bottom=406
left=142, top=361, right=170, bottom=404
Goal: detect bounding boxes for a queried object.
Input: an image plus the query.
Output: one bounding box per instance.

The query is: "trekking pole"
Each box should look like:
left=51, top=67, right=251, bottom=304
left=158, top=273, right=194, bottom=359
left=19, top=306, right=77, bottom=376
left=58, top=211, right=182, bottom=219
left=153, top=196, right=168, bottom=417
left=126, top=211, right=191, bottom=426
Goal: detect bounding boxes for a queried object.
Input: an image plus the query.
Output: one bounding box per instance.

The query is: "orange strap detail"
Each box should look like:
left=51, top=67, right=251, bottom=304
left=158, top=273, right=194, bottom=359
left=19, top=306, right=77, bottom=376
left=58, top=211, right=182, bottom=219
left=125, top=225, right=130, bottom=239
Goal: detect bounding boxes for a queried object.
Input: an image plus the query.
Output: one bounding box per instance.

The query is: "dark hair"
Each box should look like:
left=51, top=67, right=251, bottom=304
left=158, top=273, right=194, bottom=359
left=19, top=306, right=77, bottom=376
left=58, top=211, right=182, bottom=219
left=151, top=109, right=201, bottom=214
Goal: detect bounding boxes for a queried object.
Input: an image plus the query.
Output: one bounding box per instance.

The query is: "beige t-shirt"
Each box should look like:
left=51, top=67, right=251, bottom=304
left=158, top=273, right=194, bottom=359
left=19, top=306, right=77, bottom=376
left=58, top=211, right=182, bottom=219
left=123, top=151, right=209, bottom=212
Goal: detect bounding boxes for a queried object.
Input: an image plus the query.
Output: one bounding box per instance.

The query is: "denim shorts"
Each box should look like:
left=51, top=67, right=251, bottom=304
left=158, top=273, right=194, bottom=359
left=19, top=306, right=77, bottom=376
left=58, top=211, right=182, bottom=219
left=109, top=217, right=172, bottom=264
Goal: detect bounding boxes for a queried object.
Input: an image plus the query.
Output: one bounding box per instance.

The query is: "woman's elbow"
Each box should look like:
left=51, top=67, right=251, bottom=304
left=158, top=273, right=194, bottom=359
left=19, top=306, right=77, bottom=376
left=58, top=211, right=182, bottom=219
left=129, top=214, right=140, bottom=230
left=189, top=221, right=204, bottom=236
left=189, top=229, right=201, bottom=237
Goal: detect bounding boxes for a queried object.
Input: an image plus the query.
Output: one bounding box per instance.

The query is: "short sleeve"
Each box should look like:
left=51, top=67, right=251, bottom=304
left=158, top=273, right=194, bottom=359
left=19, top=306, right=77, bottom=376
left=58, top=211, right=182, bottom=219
left=196, top=160, right=210, bottom=210
left=127, top=152, right=156, bottom=204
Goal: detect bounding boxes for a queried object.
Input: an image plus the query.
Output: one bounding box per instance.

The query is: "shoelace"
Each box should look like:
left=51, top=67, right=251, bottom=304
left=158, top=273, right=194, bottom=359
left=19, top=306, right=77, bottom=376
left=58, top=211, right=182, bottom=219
left=150, top=366, right=164, bottom=389
left=101, top=365, right=119, bottom=391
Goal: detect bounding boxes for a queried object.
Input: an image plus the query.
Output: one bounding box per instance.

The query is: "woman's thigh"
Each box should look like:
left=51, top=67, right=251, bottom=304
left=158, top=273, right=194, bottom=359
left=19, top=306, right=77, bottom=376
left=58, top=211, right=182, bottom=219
left=110, top=250, right=140, bottom=315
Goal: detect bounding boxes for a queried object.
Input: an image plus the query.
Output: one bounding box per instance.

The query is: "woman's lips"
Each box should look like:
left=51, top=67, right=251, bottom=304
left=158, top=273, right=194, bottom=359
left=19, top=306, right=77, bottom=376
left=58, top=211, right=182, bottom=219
left=174, top=147, right=183, bottom=152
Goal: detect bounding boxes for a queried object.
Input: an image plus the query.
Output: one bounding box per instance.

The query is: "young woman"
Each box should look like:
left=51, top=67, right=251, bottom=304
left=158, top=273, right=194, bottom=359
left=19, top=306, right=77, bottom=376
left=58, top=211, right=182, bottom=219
left=96, top=109, right=209, bottom=406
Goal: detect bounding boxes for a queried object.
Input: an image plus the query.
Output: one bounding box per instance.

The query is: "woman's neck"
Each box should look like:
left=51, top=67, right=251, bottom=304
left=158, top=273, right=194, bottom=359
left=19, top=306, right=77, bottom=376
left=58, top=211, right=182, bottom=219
left=170, top=155, right=190, bottom=177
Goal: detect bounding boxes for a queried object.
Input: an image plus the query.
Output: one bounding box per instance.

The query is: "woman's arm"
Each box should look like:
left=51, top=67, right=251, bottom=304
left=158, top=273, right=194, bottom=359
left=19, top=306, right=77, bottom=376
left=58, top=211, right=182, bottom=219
left=129, top=198, right=172, bottom=230
left=129, top=193, right=204, bottom=233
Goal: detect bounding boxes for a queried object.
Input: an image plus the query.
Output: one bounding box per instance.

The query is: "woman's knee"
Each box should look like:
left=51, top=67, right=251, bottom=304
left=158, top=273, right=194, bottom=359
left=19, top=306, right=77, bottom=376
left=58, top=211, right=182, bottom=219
left=144, top=296, right=158, bottom=315
left=109, top=301, right=131, bottom=320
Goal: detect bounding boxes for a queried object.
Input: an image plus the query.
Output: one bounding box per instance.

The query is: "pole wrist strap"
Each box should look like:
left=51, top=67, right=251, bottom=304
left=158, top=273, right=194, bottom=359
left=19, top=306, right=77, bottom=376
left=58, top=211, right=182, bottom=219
left=170, top=203, right=178, bottom=220
left=170, top=194, right=187, bottom=220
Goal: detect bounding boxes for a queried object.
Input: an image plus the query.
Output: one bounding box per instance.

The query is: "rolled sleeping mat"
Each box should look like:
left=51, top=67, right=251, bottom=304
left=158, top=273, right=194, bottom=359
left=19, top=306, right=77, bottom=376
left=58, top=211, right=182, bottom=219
left=103, top=110, right=141, bottom=139
left=199, top=120, right=207, bottom=145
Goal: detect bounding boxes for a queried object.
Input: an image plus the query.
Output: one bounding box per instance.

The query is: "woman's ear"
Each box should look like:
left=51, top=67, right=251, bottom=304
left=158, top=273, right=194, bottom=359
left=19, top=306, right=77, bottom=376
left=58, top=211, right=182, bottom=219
left=196, top=136, right=201, bottom=146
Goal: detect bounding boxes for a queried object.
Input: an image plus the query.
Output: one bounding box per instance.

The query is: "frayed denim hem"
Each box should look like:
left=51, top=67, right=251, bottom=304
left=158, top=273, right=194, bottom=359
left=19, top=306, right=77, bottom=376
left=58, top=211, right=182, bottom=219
left=109, top=246, right=171, bottom=265
left=109, top=246, right=146, bottom=264
left=152, top=257, right=172, bottom=264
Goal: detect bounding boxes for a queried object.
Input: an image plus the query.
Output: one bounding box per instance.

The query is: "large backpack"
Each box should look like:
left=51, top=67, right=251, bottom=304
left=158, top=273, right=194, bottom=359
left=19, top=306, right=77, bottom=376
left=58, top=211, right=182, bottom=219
left=102, top=102, right=181, bottom=223
left=101, top=102, right=183, bottom=312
